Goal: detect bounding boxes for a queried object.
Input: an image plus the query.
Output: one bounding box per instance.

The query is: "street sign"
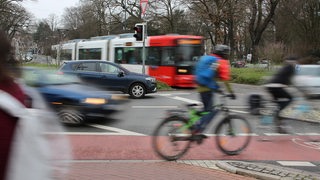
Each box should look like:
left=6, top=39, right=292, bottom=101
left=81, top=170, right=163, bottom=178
left=140, top=0, right=148, bottom=15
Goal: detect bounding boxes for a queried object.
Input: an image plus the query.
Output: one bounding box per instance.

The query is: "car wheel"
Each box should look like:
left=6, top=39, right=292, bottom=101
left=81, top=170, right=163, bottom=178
left=58, top=108, right=85, bottom=125
left=129, top=83, right=146, bottom=99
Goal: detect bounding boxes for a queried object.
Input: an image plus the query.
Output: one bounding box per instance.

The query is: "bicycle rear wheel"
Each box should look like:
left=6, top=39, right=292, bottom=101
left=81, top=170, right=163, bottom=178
left=152, top=116, right=192, bottom=161
left=215, top=115, right=252, bottom=155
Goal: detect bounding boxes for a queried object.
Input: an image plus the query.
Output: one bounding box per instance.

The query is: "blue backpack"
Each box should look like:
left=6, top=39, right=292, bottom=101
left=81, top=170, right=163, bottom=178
left=195, top=55, right=219, bottom=89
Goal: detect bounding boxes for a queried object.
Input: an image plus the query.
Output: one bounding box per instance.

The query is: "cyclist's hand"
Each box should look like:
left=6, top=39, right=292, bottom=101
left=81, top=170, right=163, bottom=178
left=228, top=93, right=236, bottom=100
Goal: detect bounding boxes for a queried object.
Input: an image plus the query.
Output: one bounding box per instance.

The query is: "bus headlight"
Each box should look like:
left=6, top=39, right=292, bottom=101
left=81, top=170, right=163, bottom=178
left=83, top=98, right=107, bottom=105
left=146, top=77, right=156, bottom=83
left=178, top=69, right=187, bottom=73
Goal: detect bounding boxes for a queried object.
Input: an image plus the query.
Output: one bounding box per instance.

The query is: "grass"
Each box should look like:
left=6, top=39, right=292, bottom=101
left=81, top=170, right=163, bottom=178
left=231, top=67, right=274, bottom=85
left=22, top=63, right=59, bottom=69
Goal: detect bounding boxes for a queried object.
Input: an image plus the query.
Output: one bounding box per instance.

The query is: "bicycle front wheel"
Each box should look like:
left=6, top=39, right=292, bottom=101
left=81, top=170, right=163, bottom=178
left=152, top=116, right=192, bottom=161
left=215, top=115, right=252, bottom=155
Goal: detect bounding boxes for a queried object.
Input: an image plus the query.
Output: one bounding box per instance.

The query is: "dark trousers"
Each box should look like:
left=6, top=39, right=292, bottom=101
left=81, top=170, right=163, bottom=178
left=267, top=87, right=293, bottom=111
left=196, top=91, right=218, bottom=132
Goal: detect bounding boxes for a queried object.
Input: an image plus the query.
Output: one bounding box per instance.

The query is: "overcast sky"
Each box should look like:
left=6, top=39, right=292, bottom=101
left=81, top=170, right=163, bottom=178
left=22, top=0, right=79, bottom=20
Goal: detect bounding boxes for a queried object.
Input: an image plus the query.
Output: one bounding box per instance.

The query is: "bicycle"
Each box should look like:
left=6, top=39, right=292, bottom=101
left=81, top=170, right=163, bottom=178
left=252, top=89, right=320, bottom=142
left=152, top=91, right=252, bottom=161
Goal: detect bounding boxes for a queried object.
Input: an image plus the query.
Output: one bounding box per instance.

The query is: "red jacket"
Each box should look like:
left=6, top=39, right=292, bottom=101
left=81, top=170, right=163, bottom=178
left=211, top=54, right=231, bottom=81
left=0, top=78, right=26, bottom=180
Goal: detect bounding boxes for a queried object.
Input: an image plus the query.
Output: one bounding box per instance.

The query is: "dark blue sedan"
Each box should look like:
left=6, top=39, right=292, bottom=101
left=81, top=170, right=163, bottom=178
left=57, top=60, right=157, bottom=98
left=22, top=67, right=127, bottom=125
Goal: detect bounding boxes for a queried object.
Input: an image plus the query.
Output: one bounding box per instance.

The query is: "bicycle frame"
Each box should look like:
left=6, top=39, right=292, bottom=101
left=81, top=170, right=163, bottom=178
left=165, top=92, right=232, bottom=135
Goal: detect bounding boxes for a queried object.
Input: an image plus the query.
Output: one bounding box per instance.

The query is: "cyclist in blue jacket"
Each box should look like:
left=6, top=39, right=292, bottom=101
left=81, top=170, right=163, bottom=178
left=193, top=45, right=236, bottom=142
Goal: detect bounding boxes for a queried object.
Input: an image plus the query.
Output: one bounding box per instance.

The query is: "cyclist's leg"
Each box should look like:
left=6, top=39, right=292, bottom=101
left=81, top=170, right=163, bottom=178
left=274, top=88, right=293, bottom=133
left=192, top=90, right=215, bottom=132
left=194, top=110, right=218, bottom=133
left=277, top=89, right=293, bottom=111
left=267, top=87, right=293, bottom=133
left=199, top=90, right=213, bottom=112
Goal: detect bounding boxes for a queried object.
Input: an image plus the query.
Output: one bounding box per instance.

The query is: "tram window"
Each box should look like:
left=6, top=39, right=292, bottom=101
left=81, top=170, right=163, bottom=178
left=116, top=47, right=143, bottom=64
left=61, top=49, right=72, bottom=60
left=115, top=48, right=124, bottom=64
left=79, top=48, right=102, bottom=60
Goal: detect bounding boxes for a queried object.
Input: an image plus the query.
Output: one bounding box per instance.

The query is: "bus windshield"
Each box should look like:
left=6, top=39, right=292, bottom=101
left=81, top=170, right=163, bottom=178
left=147, top=45, right=202, bottom=66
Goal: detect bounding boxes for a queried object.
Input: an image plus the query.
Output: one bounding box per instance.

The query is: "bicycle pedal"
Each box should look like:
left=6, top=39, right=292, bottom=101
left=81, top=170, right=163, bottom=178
left=190, top=134, right=208, bottom=144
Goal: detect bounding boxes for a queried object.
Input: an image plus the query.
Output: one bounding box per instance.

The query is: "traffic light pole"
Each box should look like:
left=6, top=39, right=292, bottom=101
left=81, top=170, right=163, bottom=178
left=142, top=22, right=147, bottom=74
left=133, top=22, right=147, bottom=74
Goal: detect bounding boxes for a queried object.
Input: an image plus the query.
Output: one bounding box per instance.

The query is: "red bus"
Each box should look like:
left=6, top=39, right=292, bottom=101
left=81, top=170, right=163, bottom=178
left=52, top=34, right=204, bottom=88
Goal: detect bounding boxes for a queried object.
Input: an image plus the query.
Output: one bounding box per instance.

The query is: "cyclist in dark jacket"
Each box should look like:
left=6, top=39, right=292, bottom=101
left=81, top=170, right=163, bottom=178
left=264, top=56, right=299, bottom=133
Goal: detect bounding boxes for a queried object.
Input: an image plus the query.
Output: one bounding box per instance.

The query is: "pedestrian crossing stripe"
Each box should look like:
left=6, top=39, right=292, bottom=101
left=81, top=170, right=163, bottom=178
left=277, top=161, right=316, bottom=167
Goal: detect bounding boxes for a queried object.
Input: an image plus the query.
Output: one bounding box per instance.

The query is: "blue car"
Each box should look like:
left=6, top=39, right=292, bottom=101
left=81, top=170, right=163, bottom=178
left=22, top=67, right=127, bottom=125
left=57, top=60, right=157, bottom=99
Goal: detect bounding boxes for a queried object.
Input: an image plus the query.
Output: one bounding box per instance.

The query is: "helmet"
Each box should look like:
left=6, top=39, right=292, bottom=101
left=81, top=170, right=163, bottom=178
left=213, top=44, right=230, bottom=56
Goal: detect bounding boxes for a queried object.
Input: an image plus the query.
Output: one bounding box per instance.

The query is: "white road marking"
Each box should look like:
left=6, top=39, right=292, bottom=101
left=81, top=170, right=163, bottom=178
left=87, top=124, right=146, bottom=136
left=132, top=106, right=178, bottom=108
left=47, top=132, right=130, bottom=135
left=171, top=96, right=202, bottom=104
left=157, top=93, right=191, bottom=96
left=292, top=138, right=320, bottom=149
left=277, top=161, right=316, bottom=167
left=168, top=95, right=249, bottom=114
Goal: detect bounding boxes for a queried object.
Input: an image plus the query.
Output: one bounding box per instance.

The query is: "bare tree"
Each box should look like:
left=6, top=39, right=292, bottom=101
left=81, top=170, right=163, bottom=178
left=0, top=0, right=32, bottom=38
left=275, top=0, right=320, bottom=55
left=247, top=0, right=280, bottom=63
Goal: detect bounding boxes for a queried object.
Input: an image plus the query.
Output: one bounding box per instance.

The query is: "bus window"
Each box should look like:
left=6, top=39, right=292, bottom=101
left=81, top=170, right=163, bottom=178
left=79, top=48, right=102, bottom=60
left=147, top=47, right=161, bottom=65
left=161, top=47, right=175, bottom=65
left=175, top=45, right=202, bottom=65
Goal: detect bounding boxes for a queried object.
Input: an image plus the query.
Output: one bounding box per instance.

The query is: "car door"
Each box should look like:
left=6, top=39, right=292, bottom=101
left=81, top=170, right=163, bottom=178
left=98, top=62, right=130, bottom=91
left=74, top=62, right=104, bottom=87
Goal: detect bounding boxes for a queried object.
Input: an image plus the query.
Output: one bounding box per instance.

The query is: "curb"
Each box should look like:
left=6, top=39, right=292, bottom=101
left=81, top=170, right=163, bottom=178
left=216, top=161, right=320, bottom=180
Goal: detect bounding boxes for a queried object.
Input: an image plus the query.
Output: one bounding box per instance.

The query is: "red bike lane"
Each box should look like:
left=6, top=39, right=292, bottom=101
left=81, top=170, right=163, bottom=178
left=68, top=135, right=320, bottom=161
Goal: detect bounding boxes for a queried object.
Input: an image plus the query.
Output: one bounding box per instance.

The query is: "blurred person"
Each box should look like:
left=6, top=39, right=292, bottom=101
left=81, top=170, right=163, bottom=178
left=0, top=30, right=26, bottom=180
left=0, top=30, right=71, bottom=180
left=193, top=44, right=236, bottom=141
left=264, top=55, right=300, bottom=133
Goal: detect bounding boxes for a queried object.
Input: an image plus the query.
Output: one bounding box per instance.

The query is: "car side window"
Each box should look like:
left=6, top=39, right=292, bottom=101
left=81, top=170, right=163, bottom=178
left=99, top=63, right=119, bottom=74
left=76, top=62, right=96, bottom=72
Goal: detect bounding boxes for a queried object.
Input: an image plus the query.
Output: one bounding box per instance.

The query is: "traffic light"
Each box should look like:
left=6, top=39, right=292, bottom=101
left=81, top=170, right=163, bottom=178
left=133, top=24, right=144, bottom=41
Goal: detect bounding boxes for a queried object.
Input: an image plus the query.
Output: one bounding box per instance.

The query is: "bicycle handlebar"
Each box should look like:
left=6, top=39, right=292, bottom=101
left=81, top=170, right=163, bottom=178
left=215, top=89, right=236, bottom=99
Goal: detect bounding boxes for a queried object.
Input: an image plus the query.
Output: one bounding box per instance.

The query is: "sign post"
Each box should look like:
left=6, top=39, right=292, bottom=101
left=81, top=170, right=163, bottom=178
left=139, top=0, right=148, bottom=74
left=140, top=0, right=148, bottom=17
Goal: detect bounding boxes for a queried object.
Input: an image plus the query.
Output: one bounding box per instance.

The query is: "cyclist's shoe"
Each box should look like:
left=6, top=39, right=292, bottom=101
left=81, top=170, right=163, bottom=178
left=277, top=126, right=289, bottom=134
left=190, top=133, right=208, bottom=144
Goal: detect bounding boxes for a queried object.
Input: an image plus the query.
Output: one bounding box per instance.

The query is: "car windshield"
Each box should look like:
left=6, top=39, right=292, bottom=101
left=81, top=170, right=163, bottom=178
left=23, top=68, right=82, bottom=86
